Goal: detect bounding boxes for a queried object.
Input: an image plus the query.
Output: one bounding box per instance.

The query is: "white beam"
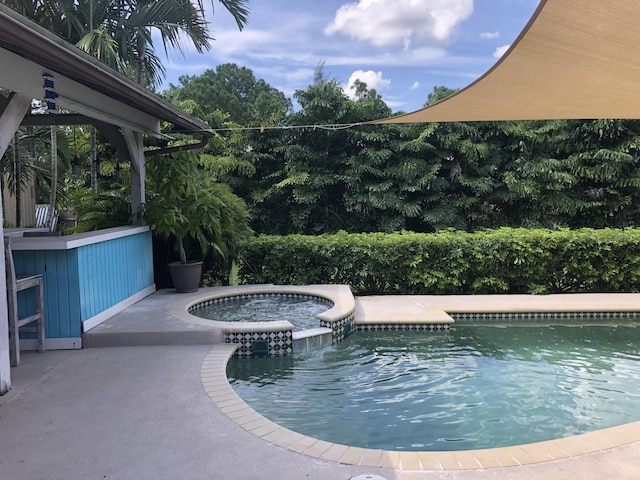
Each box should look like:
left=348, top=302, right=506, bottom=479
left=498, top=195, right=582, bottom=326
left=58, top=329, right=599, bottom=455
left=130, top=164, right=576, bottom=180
left=123, top=129, right=146, bottom=225
left=0, top=92, right=29, bottom=394
left=0, top=91, right=30, bottom=158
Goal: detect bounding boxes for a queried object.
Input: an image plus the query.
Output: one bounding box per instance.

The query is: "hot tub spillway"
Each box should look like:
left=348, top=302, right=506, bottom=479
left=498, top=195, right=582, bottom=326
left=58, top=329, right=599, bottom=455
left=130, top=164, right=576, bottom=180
left=292, top=327, right=333, bottom=353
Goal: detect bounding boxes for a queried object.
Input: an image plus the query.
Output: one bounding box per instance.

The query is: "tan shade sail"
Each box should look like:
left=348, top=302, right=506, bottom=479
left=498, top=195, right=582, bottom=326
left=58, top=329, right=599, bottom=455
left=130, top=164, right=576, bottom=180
left=376, top=0, right=640, bottom=124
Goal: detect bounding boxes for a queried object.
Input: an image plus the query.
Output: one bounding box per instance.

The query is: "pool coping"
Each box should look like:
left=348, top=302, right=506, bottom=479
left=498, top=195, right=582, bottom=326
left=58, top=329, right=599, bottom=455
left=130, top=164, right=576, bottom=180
left=202, top=343, right=640, bottom=471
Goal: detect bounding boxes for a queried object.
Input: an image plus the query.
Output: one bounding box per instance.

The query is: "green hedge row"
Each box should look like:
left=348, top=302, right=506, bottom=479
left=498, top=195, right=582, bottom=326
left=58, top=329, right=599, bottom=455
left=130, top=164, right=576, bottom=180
left=237, top=228, right=640, bottom=295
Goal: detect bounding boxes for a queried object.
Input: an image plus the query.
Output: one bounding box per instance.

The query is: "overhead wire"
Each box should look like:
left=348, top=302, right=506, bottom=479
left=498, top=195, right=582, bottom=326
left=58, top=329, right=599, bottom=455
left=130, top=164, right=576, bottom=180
left=164, top=121, right=373, bottom=135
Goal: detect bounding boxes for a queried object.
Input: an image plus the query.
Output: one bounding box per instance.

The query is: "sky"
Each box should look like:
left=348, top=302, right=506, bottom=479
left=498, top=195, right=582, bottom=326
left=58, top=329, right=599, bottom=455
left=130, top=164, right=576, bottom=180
left=159, top=0, right=541, bottom=114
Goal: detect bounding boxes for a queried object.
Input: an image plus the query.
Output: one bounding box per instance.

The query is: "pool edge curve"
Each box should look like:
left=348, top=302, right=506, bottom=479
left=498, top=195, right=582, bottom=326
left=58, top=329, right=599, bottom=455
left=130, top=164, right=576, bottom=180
left=200, top=343, right=640, bottom=472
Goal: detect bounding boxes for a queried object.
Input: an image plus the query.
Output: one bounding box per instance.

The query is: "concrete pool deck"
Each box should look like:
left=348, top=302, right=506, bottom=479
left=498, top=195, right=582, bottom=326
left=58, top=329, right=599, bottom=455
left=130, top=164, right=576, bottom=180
left=3, top=287, right=640, bottom=479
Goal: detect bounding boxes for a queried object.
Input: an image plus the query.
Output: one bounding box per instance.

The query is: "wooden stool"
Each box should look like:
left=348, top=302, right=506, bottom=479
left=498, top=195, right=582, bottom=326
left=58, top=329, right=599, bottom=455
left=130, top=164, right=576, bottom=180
left=4, top=237, right=45, bottom=366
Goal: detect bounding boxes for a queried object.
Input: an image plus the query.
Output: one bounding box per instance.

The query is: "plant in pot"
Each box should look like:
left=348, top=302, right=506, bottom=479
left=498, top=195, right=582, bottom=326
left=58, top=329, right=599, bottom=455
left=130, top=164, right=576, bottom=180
left=143, top=150, right=251, bottom=293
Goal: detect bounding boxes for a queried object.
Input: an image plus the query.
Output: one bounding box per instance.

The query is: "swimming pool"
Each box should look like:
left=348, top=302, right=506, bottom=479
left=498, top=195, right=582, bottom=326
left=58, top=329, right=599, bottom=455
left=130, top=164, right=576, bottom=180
left=227, top=320, right=640, bottom=451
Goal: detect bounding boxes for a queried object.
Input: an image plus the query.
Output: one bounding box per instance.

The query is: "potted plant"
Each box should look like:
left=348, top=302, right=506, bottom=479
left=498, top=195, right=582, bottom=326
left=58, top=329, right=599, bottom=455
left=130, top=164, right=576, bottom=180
left=143, top=150, right=251, bottom=293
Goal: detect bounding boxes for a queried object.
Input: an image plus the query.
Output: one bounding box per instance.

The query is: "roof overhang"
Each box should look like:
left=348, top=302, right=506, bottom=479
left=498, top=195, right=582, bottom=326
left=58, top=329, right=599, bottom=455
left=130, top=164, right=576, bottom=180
left=376, top=0, right=640, bottom=124
left=0, top=4, right=211, bottom=140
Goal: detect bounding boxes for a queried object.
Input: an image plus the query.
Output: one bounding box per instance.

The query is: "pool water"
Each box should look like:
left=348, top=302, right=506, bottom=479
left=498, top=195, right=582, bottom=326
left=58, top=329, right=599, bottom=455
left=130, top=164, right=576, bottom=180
left=191, top=296, right=330, bottom=331
left=227, top=321, right=640, bottom=451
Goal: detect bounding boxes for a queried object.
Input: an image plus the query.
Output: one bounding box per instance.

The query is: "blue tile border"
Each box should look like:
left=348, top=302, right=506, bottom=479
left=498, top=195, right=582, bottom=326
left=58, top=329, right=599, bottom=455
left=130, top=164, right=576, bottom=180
left=356, top=323, right=450, bottom=332
left=452, top=311, right=640, bottom=322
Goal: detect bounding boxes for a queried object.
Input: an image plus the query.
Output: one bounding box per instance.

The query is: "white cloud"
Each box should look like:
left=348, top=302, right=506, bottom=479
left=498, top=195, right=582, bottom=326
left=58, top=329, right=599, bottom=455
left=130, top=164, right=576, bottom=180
left=325, top=0, right=474, bottom=48
left=383, top=97, right=408, bottom=109
left=480, top=31, right=499, bottom=39
left=410, top=81, right=420, bottom=90
left=493, top=44, right=511, bottom=58
left=324, top=46, right=447, bottom=67
left=345, top=70, right=391, bottom=99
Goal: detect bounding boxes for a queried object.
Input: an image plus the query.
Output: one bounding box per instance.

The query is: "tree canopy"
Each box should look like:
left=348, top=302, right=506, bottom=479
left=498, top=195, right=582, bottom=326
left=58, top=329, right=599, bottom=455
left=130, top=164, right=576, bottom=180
left=170, top=67, right=640, bottom=235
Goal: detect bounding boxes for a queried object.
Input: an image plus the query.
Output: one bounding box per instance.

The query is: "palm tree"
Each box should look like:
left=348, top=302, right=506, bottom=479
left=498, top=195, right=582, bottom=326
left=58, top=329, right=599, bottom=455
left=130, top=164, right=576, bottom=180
left=2, top=0, right=250, bottom=88
left=0, top=122, right=61, bottom=227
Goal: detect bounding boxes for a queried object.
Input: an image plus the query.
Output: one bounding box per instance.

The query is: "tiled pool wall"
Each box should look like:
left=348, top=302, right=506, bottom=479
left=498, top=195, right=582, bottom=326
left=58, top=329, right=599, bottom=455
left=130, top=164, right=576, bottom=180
left=189, top=292, right=333, bottom=309
left=320, top=313, right=356, bottom=343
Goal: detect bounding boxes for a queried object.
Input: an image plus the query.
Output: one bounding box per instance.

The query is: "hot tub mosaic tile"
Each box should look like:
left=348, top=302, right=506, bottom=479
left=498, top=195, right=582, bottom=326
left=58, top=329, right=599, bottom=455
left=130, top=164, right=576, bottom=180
left=193, top=292, right=336, bottom=357
left=225, top=330, right=293, bottom=358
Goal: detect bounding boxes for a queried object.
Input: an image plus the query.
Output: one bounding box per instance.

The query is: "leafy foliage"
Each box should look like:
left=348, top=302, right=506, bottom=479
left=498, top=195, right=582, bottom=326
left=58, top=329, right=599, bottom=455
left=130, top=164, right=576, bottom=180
left=5, top=0, right=250, bottom=88
left=64, top=178, right=131, bottom=232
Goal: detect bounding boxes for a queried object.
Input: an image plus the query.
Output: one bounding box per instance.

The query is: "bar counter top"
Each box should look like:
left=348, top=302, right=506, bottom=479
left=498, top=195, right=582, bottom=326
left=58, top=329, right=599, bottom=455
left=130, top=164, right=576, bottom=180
left=5, top=226, right=150, bottom=250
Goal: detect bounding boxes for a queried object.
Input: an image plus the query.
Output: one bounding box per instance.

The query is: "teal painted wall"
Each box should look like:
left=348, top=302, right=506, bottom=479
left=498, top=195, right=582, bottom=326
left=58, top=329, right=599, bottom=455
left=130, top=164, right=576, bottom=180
left=12, top=231, right=154, bottom=339
left=77, top=232, right=153, bottom=320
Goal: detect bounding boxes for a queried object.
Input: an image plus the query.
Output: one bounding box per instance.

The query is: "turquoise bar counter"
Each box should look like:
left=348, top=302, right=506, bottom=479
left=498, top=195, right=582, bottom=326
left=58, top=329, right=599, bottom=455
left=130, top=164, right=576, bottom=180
left=7, top=226, right=155, bottom=349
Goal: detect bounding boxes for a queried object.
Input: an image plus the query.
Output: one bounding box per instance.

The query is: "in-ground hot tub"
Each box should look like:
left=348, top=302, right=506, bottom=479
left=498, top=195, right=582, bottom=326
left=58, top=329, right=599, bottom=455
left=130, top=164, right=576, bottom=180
left=181, top=285, right=356, bottom=357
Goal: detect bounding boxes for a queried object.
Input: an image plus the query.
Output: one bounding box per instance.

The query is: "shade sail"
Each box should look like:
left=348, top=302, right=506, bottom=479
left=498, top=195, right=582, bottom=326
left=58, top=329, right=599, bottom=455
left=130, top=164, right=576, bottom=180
left=376, top=0, right=640, bottom=124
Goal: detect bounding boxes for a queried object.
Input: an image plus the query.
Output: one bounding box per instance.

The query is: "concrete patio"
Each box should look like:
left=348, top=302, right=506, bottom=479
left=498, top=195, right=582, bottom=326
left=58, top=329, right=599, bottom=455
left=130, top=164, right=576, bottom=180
left=2, top=288, right=640, bottom=480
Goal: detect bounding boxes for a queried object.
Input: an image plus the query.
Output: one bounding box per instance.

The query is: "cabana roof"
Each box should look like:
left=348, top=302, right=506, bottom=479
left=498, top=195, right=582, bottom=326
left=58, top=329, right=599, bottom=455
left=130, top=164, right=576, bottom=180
left=0, top=3, right=210, bottom=139
left=377, top=0, right=640, bottom=124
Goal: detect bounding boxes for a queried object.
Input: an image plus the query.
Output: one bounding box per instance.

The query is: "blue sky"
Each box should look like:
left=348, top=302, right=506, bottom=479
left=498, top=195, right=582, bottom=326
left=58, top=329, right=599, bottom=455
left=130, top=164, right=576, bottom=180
left=160, top=0, right=540, bottom=114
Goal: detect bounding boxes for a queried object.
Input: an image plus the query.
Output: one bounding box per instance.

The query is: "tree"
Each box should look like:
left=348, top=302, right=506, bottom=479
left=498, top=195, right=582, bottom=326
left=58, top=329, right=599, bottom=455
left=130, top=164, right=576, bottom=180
left=425, top=85, right=458, bottom=106
left=413, top=89, right=497, bottom=231
left=246, top=76, right=443, bottom=234
left=559, top=119, right=640, bottom=227
left=341, top=82, right=441, bottom=232
left=166, top=64, right=291, bottom=125
left=0, top=117, right=70, bottom=227
left=343, top=121, right=439, bottom=232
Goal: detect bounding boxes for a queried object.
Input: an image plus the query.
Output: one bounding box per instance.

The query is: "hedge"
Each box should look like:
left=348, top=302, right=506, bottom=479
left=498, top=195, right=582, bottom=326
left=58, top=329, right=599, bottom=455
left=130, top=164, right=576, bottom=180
left=236, top=228, right=640, bottom=295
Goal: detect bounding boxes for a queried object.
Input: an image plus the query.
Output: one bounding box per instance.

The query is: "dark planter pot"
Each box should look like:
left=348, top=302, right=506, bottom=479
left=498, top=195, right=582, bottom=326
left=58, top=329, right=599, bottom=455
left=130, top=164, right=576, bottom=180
left=168, top=260, right=203, bottom=293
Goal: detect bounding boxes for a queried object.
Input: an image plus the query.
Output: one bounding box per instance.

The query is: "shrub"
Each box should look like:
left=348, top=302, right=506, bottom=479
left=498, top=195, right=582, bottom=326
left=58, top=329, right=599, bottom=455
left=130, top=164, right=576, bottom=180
left=237, top=228, right=640, bottom=295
